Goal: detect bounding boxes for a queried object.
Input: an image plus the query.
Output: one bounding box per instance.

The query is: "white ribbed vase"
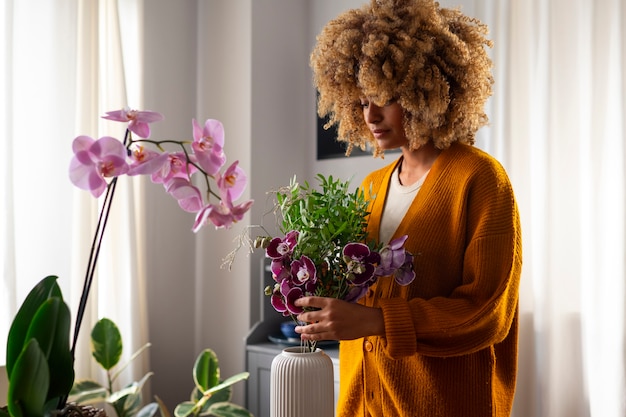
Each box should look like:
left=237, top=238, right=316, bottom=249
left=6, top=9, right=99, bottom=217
left=270, top=346, right=334, bottom=417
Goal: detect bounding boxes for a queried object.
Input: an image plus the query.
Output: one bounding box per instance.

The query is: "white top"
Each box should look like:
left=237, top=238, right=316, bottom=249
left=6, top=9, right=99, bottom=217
left=379, top=164, right=429, bottom=244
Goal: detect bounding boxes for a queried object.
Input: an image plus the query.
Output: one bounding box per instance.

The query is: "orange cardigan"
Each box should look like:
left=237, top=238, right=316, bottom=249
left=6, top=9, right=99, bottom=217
left=337, top=143, right=522, bottom=416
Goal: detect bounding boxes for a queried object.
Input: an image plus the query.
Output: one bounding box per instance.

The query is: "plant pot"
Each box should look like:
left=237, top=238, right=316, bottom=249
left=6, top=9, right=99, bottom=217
left=270, top=346, right=334, bottom=417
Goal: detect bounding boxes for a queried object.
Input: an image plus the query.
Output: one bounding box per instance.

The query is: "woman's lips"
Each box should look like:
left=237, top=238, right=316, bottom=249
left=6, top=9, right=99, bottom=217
left=372, top=129, right=388, bottom=139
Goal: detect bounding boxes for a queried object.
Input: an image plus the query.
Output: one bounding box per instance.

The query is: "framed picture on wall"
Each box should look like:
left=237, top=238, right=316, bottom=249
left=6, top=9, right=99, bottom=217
left=316, top=113, right=367, bottom=160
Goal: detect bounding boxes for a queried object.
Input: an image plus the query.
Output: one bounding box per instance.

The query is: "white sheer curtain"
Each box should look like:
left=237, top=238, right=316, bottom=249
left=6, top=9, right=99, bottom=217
left=474, top=0, right=626, bottom=416
left=1, top=0, right=149, bottom=390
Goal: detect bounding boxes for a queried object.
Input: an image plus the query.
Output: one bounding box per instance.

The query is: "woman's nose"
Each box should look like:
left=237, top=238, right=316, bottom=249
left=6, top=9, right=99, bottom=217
left=364, top=103, right=382, bottom=124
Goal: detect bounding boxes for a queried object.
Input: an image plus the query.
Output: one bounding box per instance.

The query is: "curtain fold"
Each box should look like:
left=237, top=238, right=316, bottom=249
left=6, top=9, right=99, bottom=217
left=479, top=0, right=626, bottom=415
left=1, top=0, right=149, bottom=396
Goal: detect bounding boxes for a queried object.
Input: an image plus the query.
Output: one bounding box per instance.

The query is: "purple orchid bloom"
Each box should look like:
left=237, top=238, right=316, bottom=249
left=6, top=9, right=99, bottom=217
left=192, top=118, right=226, bottom=176
left=393, top=252, right=416, bottom=285
left=282, top=285, right=304, bottom=315
left=102, top=108, right=163, bottom=138
left=290, top=255, right=317, bottom=286
left=376, top=235, right=409, bottom=276
left=343, top=242, right=380, bottom=285
left=217, top=160, right=247, bottom=201
left=69, top=135, right=129, bottom=197
left=165, top=178, right=204, bottom=213
left=270, top=259, right=291, bottom=282
left=266, top=230, right=300, bottom=260
left=269, top=283, right=289, bottom=315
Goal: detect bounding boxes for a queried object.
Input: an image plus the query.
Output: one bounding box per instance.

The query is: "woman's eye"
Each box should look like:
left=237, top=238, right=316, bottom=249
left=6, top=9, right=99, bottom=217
left=360, top=102, right=369, bottom=108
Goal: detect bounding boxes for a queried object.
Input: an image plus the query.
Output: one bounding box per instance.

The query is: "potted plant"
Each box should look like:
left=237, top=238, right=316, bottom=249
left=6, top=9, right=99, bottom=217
left=2, top=109, right=253, bottom=417
left=70, top=318, right=251, bottom=417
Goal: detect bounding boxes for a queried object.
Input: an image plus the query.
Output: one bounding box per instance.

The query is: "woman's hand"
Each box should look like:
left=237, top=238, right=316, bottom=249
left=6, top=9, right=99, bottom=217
left=294, top=296, right=385, bottom=342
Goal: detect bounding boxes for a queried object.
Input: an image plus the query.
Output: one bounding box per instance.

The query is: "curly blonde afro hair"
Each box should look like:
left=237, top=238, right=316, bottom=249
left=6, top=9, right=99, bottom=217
left=310, top=0, right=494, bottom=157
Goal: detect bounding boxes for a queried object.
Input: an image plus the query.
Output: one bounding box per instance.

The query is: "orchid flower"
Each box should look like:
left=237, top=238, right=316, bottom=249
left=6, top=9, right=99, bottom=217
left=393, top=252, right=416, bottom=285
left=270, top=259, right=292, bottom=282
left=151, top=152, right=197, bottom=185
left=290, top=255, right=317, bottom=286
left=192, top=118, right=226, bottom=175
left=165, top=178, right=204, bottom=213
left=282, top=284, right=304, bottom=315
left=192, top=193, right=254, bottom=232
left=266, top=231, right=300, bottom=260
left=217, top=160, right=247, bottom=201
left=69, top=135, right=129, bottom=197
left=102, top=108, right=163, bottom=138
left=270, top=283, right=289, bottom=315
left=342, top=242, right=380, bottom=285
left=127, top=145, right=170, bottom=176
left=376, top=235, right=409, bottom=276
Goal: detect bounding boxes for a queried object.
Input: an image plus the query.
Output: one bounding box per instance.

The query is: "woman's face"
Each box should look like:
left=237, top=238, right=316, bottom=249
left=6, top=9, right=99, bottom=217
left=360, top=99, right=408, bottom=150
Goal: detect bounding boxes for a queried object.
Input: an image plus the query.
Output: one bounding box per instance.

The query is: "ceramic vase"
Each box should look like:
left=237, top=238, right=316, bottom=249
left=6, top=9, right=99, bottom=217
left=270, top=346, right=334, bottom=417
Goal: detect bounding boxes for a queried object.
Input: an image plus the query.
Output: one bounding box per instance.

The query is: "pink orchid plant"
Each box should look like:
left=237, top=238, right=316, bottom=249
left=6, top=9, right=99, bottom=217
left=1, top=108, right=253, bottom=417
left=70, top=108, right=252, bottom=231
left=68, top=107, right=252, bottom=377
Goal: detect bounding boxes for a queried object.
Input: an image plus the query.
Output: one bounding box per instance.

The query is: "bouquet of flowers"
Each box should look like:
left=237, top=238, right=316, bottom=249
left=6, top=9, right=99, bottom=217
left=226, top=174, right=415, bottom=351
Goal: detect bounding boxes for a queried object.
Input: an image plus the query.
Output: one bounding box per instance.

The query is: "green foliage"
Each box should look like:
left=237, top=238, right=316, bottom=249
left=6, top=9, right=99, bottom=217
left=167, top=349, right=251, bottom=417
left=70, top=318, right=152, bottom=417
left=4, top=276, right=75, bottom=417
left=274, top=174, right=375, bottom=299
left=276, top=174, right=370, bottom=260
left=91, top=318, right=123, bottom=370
left=71, top=322, right=251, bottom=417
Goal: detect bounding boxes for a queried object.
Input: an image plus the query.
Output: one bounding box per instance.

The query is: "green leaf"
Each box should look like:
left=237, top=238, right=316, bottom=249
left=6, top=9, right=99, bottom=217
left=173, top=402, right=195, bottom=417
left=193, top=385, right=230, bottom=414
left=110, top=342, right=151, bottom=384
left=203, top=402, right=252, bottom=417
left=6, top=276, right=61, bottom=377
left=68, top=379, right=107, bottom=404
left=25, top=297, right=74, bottom=401
left=91, top=318, right=123, bottom=370
left=193, top=350, right=219, bottom=392
left=137, top=402, right=160, bottom=417
left=107, top=372, right=153, bottom=417
left=7, top=339, right=50, bottom=417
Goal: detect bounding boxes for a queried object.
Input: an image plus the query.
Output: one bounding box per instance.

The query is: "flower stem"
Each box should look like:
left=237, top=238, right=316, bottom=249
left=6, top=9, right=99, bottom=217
left=70, top=176, right=118, bottom=357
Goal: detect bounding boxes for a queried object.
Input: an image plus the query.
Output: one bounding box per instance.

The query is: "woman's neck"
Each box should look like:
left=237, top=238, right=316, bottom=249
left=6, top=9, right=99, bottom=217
left=398, top=142, right=442, bottom=186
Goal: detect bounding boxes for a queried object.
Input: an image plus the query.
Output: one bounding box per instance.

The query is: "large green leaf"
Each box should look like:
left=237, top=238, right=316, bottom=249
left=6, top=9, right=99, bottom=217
left=25, top=296, right=74, bottom=401
left=6, top=276, right=61, bottom=377
left=7, top=339, right=50, bottom=417
left=192, top=350, right=219, bottom=392
left=91, top=318, right=123, bottom=370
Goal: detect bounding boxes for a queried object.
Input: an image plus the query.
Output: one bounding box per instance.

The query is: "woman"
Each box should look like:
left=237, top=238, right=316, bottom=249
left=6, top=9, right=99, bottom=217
left=294, top=0, right=522, bottom=416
